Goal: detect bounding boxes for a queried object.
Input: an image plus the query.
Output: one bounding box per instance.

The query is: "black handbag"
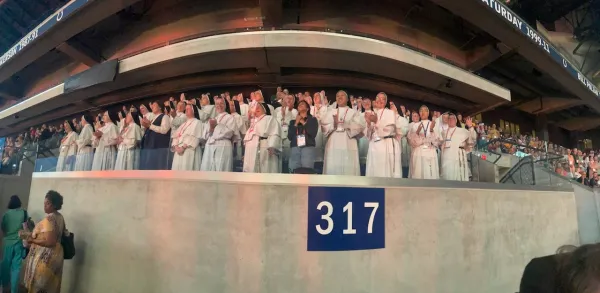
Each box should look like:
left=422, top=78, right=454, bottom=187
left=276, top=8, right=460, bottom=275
left=62, top=232, right=75, bottom=260
left=22, top=210, right=32, bottom=259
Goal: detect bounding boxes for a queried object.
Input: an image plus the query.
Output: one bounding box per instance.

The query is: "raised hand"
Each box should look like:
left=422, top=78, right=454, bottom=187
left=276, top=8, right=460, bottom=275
left=430, top=120, right=436, bottom=131
left=390, top=102, right=398, bottom=114
left=465, top=117, right=473, bottom=128
left=180, top=93, right=186, bottom=101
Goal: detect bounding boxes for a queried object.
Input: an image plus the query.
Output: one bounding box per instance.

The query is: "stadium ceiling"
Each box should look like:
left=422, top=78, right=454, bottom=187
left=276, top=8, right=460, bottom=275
left=0, top=0, right=69, bottom=54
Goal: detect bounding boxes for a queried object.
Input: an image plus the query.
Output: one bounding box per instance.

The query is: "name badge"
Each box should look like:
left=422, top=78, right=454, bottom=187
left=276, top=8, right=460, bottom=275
left=336, top=124, right=345, bottom=132
left=422, top=145, right=429, bottom=149
left=444, top=139, right=451, bottom=148
left=297, top=135, right=306, bottom=147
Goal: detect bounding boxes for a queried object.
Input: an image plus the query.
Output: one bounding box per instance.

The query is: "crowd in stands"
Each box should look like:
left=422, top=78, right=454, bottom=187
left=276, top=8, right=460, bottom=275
left=475, top=123, right=600, bottom=188
left=0, top=87, right=598, bottom=187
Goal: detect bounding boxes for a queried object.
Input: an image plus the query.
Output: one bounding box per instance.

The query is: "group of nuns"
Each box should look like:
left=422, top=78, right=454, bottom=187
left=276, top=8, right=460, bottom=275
left=54, top=91, right=286, bottom=173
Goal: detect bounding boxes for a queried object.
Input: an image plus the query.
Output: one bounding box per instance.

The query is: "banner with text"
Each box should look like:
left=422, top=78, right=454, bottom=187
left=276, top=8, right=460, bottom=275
left=0, top=0, right=91, bottom=68
left=480, top=0, right=600, bottom=97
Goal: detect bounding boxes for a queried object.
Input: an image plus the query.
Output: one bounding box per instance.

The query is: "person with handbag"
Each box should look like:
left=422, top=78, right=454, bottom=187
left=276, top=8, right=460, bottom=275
left=20, top=190, right=72, bottom=293
left=0, top=195, right=28, bottom=293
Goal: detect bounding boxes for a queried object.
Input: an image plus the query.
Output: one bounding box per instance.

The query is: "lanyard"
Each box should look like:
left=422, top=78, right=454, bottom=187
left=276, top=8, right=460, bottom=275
left=61, top=132, right=72, bottom=144
left=377, top=108, right=385, bottom=123
left=249, top=115, right=266, bottom=133
left=337, top=108, right=349, bottom=123
left=296, top=117, right=307, bottom=135
left=177, top=119, right=194, bottom=138
left=217, top=113, right=227, bottom=124
left=445, top=127, right=457, bottom=142
left=419, top=121, right=430, bottom=137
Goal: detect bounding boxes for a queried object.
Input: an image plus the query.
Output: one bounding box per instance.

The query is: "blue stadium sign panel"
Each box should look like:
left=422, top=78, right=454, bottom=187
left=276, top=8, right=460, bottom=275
left=481, top=0, right=600, bottom=97
left=0, top=0, right=91, bottom=67
left=307, top=186, right=385, bottom=251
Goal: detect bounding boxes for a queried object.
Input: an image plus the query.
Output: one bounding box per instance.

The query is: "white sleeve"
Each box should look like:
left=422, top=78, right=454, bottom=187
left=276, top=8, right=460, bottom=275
left=150, top=116, right=171, bottom=134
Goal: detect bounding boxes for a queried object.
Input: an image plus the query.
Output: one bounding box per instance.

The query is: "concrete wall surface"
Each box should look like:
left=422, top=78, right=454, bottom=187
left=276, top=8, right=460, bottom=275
left=28, top=172, right=579, bottom=293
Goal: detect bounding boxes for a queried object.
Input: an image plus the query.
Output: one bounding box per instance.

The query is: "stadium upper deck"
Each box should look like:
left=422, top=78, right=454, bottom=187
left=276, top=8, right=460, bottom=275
left=0, top=0, right=594, bottom=145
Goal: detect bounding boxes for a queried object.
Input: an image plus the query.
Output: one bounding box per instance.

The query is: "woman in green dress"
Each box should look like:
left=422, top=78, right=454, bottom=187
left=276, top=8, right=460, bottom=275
left=0, top=195, right=26, bottom=293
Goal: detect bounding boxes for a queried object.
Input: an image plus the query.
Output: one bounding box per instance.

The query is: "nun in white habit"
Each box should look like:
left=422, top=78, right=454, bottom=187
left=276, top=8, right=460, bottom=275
left=171, top=105, right=204, bottom=171
left=114, top=110, right=143, bottom=170
left=358, top=98, right=372, bottom=169
left=73, top=114, right=95, bottom=171
left=320, top=90, right=364, bottom=176
left=439, top=114, right=476, bottom=181
left=233, top=94, right=250, bottom=158
left=243, top=102, right=282, bottom=173
left=364, top=93, right=408, bottom=178
left=407, top=105, right=440, bottom=179
left=310, top=92, right=328, bottom=163
left=200, top=97, right=239, bottom=172
left=56, top=120, right=79, bottom=172
left=91, top=111, right=119, bottom=171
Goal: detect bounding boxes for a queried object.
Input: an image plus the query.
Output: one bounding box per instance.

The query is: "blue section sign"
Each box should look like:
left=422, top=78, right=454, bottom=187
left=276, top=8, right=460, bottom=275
left=0, top=0, right=91, bottom=68
left=480, top=0, right=600, bottom=97
left=307, top=186, right=385, bottom=251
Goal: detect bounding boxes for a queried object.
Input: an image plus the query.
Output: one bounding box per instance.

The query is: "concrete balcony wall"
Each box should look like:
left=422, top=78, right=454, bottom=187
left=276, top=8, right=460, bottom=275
left=29, top=172, right=577, bottom=293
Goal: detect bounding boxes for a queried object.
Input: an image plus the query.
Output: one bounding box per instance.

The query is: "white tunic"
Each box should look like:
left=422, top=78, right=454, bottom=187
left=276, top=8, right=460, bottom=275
left=274, top=107, right=298, bottom=162
left=408, top=120, right=440, bottom=179
left=321, top=106, right=364, bottom=175
left=91, top=122, right=118, bottom=171
left=440, top=126, right=476, bottom=181
left=243, top=114, right=282, bottom=173
left=365, top=109, right=408, bottom=178
left=358, top=110, right=372, bottom=165
left=170, top=112, right=187, bottom=139
left=56, top=131, right=78, bottom=172
left=309, top=105, right=327, bottom=162
left=114, top=123, right=142, bottom=170
left=234, top=105, right=250, bottom=159
left=171, top=118, right=204, bottom=171
left=74, top=124, right=94, bottom=171
left=200, top=112, right=237, bottom=172
left=403, top=122, right=416, bottom=169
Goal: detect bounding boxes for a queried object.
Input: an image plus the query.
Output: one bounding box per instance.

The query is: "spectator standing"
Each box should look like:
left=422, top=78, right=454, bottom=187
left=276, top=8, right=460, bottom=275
left=20, top=190, right=70, bottom=293
left=288, top=100, right=318, bottom=172
left=243, top=102, right=281, bottom=173
left=0, top=195, right=26, bottom=293
left=140, top=102, right=171, bottom=170
left=320, top=90, right=364, bottom=176
left=91, top=111, right=119, bottom=171
left=55, top=121, right=78, bottom=172
left=408, top=105, right=440, bottom=179
left=73, top=114, right=95, bottom=171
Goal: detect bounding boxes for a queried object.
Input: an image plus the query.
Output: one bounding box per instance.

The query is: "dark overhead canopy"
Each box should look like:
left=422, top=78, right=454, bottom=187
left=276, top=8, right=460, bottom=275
left=0, top=0, right=69, bottom=54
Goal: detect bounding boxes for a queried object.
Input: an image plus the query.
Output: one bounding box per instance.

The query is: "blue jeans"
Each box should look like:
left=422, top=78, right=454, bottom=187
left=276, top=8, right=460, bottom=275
left=0, top=241, right=25, bottom=293
left=289, top=146, right=316, bottom=172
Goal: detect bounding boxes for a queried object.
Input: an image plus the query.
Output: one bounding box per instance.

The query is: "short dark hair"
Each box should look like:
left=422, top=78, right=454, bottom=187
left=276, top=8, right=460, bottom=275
left=152, top=100, right=163, bottom=110
left=7, top=195, right=21, bottom=209
left=556, top=243, right=600, bottom=293
left=45, top=190, right=63, bottom=211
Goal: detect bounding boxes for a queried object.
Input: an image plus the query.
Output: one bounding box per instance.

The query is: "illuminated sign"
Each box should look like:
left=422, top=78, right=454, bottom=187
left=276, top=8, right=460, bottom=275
left=0, top=0, right=91, bottom=68
left=481, top=0, right=600, bottom=97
